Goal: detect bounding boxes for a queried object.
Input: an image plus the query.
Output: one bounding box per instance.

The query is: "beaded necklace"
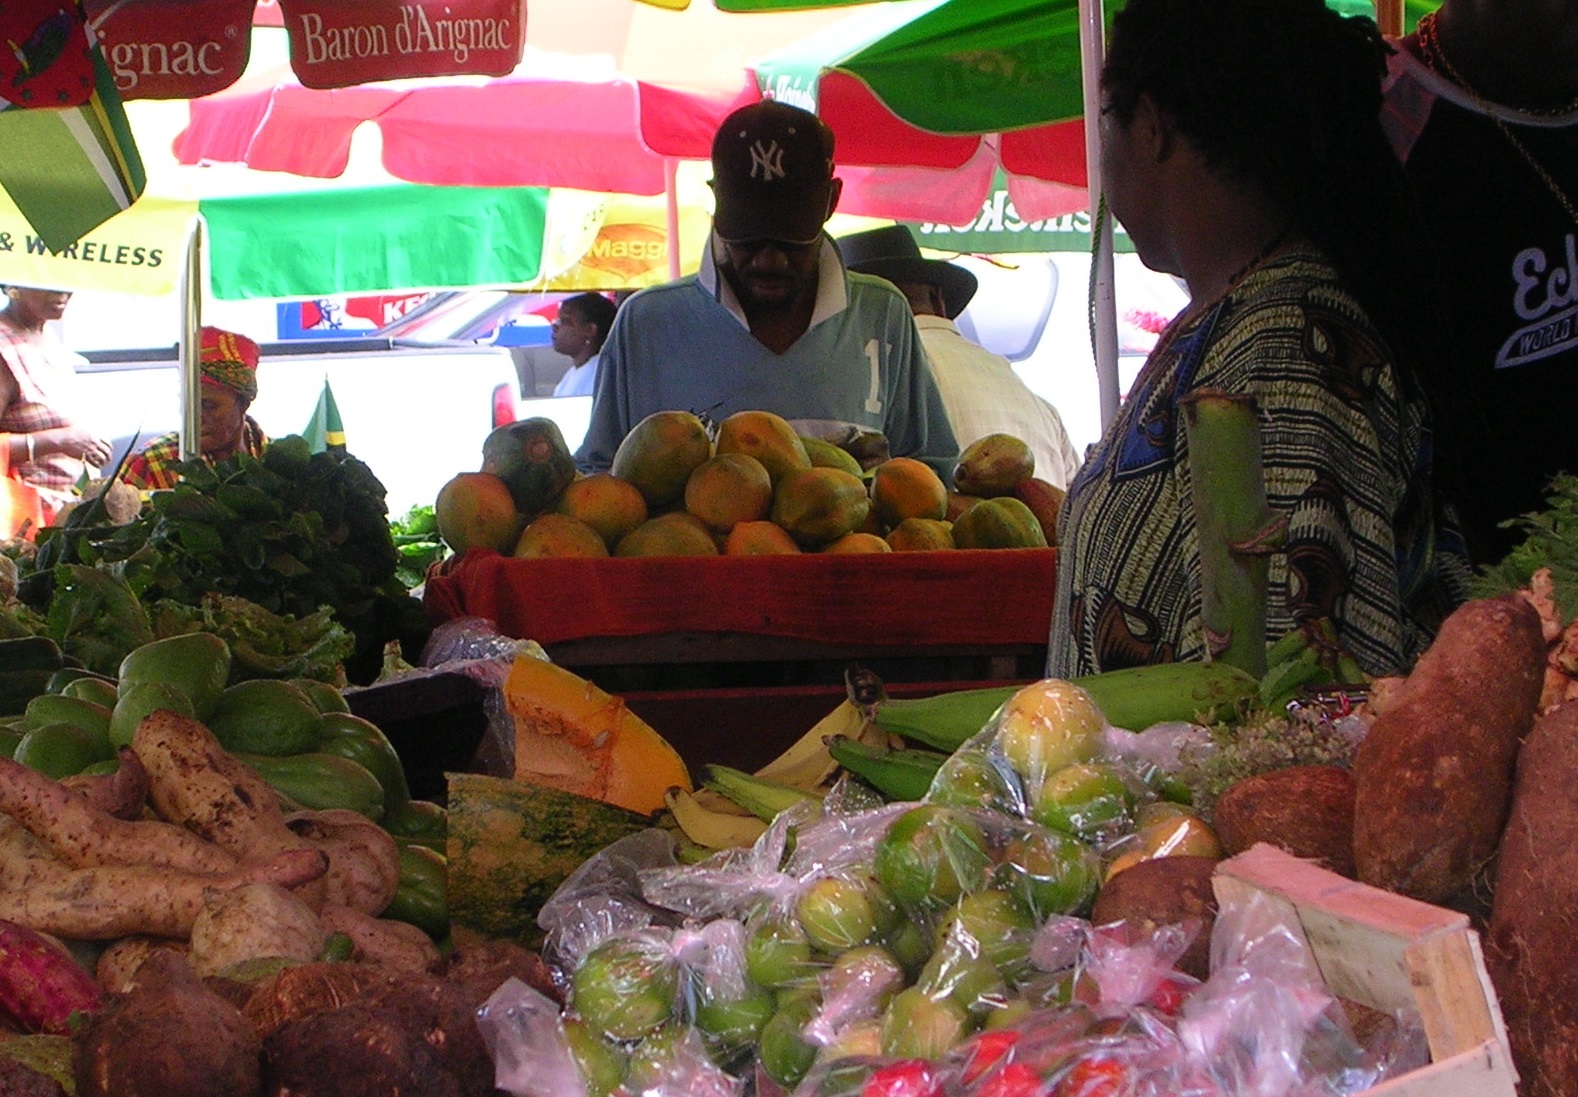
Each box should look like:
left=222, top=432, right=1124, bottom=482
left=1416, top=11, right=1578, bottom=228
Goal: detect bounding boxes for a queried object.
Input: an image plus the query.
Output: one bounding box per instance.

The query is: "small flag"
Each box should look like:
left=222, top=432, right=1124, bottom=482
left=303, top=377, right=346, bottom=453
left=0, top=0, right=146, bottom=251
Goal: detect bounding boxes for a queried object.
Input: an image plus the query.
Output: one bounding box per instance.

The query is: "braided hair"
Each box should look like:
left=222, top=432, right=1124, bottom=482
left=1101, top=0, right=1454, bottom=407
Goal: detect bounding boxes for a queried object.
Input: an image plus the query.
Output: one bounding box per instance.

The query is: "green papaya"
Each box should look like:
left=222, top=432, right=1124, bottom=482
left=59, top=675, right=119, bottom=709
left=109, top=681, right=195, bottom=748
left=117, top=632, right=231, bottom=718
left=480, top=417, right=579, bottom=515
left=207, top=679, right=323, bottom=757
left=19, top=694, right=113, bottom=741
left=235, top=752, right=386, bottom=821
left=13, top=722, right=114, bottom=779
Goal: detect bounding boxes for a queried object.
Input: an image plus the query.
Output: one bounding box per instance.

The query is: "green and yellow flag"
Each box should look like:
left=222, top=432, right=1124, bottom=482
left=303, top=378, right=346, bottom=454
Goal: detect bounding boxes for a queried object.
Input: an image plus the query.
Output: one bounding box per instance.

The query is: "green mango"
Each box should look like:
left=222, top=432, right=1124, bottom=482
left=109, top=681, right=196, bottom=748
left=117, top=632, right=231, bottom=719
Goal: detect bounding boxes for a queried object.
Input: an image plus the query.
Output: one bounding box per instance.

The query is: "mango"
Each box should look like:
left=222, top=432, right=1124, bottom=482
left=953, top=433, right=1035, bottom=497
left=614, top=512, right=720, bottom=558
left=435, top=471, right=522, bottom=556
left=513, top=513, right=610, bottom=558
left=684, top=453, right=773, bottom=534
left=557, top=473, right=648, bottom=551
left=951, top=496, right=1047, bottom=549
left=714, top=410, right=811, bottom=485
left=611, top=410, right=713, bottom=510
left=770, top=467, right=870, bottom=547
left=480, top=417, right=579, bottom=515
left=117, top=632, right=230, bottom=719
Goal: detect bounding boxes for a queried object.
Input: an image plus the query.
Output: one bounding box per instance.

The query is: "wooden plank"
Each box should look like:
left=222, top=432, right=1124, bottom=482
left=1357, top=1041, right=1518, bottom=1097
left=1403, top=930, right=1510, bottom=1061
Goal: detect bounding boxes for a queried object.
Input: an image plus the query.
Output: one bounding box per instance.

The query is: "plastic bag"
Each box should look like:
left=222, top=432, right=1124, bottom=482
left=538, top=828, right=681, bottom=974
left=478, top=977, right=589, bottom=1097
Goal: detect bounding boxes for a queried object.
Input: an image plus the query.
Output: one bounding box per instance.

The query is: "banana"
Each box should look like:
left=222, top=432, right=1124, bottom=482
left=1257, top=642, right=1332, bottom=710
left=1264, top=624, right=1315, bottom=668
left=664, top=786, right=769, bottom=850
left=825, top=735, right=949, bottom=803
left=702, top=765, right=821, bottom=823
left=753, top=699, right=870, bottom=791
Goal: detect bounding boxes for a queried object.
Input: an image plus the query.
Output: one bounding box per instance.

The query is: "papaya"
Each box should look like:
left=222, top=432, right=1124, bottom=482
left=435, top=471, right=522, bottom=555
left=117, top=632, right=230, bottom=720
left=480, top=417, right=580, bottom=515
left=770, top=467, right=871, bottom=547
left=610, top=410, right=713, bottom=510
left=446, top=772, right=651, bottom=947
left=684, top=453, right=773, bottom=535
left=822, top=532, right=892, bottom=554
left=206, top=679, right=324, bottom=756
left=557, top=473, right=649, bottom=551
left=714, top=411, right=811, bottom=485
left=513, top=513, right=610, bottom=558
left=951, top=496, right=1048, bottom=549
left=945, top=491, right=984, bottom=523
left=723, top=521, right=802, bottom=556
left=615, top=512, right=719, bottom=558
left=503, top=654, right=691, bottom=814
left=799, top=436, right=865, bottom=477
left=953, top=433, right=1036, bottom=498
left=869, top=457, right=948, bottom=527
left=1013, top=477, right=1067, bottom=547
left=885, top=517, right=956, bottom=552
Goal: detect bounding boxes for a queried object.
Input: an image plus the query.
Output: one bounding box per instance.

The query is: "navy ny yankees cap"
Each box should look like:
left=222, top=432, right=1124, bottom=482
left=710, top=100, right=837, bottom=246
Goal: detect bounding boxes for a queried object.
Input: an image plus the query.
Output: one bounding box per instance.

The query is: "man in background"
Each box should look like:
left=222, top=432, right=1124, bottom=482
left=839, top=226, right=1081, bottom=490
left=551, top=292, right=618, bottom=398
left=574, top=100, right=958, bottom=474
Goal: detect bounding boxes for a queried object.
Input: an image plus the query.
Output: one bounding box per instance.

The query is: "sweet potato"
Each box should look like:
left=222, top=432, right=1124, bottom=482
left=58, top=748, right=150, bottom=820
left=1352, top=595, right=1545, bottom=903
left=188, top=883, right=327, bottom=978
left=0, top=756, right=237, bottom=874
left=95, top=937, right=189, bottom=994
left=1089, top=855, right=1219, bottom=980
left=0, top=917, right=103, bottom=1035
left=284, top=809, right=400, bottom=915
left=73, top=949, right=261, bottom=1097
left=1485, top=701, right=1578, bottom=1097
left=317, top=904, right=441, bottom=974
left=0, top=817, right=326, bottom=939
left=1213, top=764, right=1356, bottom=877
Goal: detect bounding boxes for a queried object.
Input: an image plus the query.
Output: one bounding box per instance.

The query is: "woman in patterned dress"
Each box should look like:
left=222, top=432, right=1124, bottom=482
left=1049, top=0, right=1471, bottom=679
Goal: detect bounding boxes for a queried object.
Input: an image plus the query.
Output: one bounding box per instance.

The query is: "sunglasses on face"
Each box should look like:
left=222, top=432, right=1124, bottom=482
left=723, top=238, right=818, bottom=258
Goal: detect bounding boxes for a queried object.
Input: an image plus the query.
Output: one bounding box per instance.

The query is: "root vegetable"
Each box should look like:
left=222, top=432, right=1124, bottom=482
left=1352, top=595, right=1545, bottom=903
left=0, top=756, right=237, bottom=874
left=1486, top=701, right=1578, bottom=1097
left=73, top=949, right=261, bottom=1097
left=95, top=937, right=188, bottom=994
left=1213, top=764, right=1356, bottom=877
left=0, top=917, right=103, bottom=1035
left=284, top=809, right=399, bottom=916
left=317, top=904, right=441, bottom=974
left=1089, top=854, right=1219, bottom=980
left=58, top=748, right=150, bottom=820
left=188, top=882, right=326, bottom=978
left=262, top=1000, right=460, bottom=1097
left=0, top=818, right=326, bottom=939
left=241, top=961, right=396, bottom=1041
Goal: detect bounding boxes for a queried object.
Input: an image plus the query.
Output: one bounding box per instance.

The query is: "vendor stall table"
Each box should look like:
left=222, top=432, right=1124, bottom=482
left=423, top=547, right=1057, bottom=770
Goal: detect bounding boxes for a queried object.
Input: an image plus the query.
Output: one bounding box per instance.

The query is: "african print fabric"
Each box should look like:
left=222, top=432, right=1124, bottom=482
left=120, top=417, right=268, bottom=492
left=1048, top=248, right=1470, bottom=680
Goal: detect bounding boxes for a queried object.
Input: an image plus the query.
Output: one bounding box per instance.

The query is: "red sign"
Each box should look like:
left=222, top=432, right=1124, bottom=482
left=276, top=0, right=524, bottom=89
left=86, top=0, right=253, bottom=100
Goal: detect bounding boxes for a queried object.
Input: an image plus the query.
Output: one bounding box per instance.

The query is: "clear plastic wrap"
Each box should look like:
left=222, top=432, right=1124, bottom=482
left=477, top=977, right=590, bottom=1097
left=538, top=828, right=681, bottom=975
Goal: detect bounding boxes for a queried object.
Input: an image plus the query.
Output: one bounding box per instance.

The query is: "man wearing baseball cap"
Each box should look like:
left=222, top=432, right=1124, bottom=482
left=121, top=326, right=270, bottom=491
left=838, top=225, right=1082, bottom=491
left=574, top=100, right=958, bottom=475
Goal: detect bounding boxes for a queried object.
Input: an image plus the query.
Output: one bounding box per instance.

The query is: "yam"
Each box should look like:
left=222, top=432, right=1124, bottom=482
left=241, top=961, right=396, bottom=1041
left=317, top=904, right=441, bottom=974
left=189, top=883, right=326, bottom=978
left=0, top=756, right=237, bottom=874
left=73, top=950, right=261, bottom=1097
left=1485, top=700, right=1578, bottom=1097
left=1352, top=595, right=1545, bottom=903
left=442, top=928, right=562, bottom=1007
left=1089, top=855, right=1219, bottom=980
left=1213, top=764, right=1356, bottom=877
left=263, top=1001, right=463, bottom=1097
left=95, top=937, right=188, bottom=994
left=284, top=809, right=400, bottom=915
left=58, top=748, right=150, bottom=820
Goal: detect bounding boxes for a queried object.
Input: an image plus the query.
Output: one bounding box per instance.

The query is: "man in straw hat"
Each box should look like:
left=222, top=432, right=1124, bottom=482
left=839, top=225, right=1081, bottom=491
left=574, top=100, right=958, bottom=475
left=122, top=326, right=270, bottom=491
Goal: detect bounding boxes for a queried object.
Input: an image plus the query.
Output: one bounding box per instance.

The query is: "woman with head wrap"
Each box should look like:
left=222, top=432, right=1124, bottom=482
left=120, top=326, right=270, bottom=492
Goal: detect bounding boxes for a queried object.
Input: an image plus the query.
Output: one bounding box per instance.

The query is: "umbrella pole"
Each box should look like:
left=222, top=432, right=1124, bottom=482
left=664, top=158, right=682, bottom=282
left=1079, top=0, right=1121, bottom=432
left=178, top=218, right=204, bottom=460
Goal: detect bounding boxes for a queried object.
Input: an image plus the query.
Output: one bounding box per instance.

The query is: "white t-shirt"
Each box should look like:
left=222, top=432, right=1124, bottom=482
left=553, top=353, right=600, bottom=398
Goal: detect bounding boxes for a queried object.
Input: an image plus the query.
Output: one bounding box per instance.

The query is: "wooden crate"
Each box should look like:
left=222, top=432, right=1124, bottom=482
left=1213, top=845, right=1518, bottom=1097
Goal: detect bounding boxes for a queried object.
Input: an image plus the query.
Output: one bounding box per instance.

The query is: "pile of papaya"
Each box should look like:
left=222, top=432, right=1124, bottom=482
left=432, top=409, right=1065, bottom=559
